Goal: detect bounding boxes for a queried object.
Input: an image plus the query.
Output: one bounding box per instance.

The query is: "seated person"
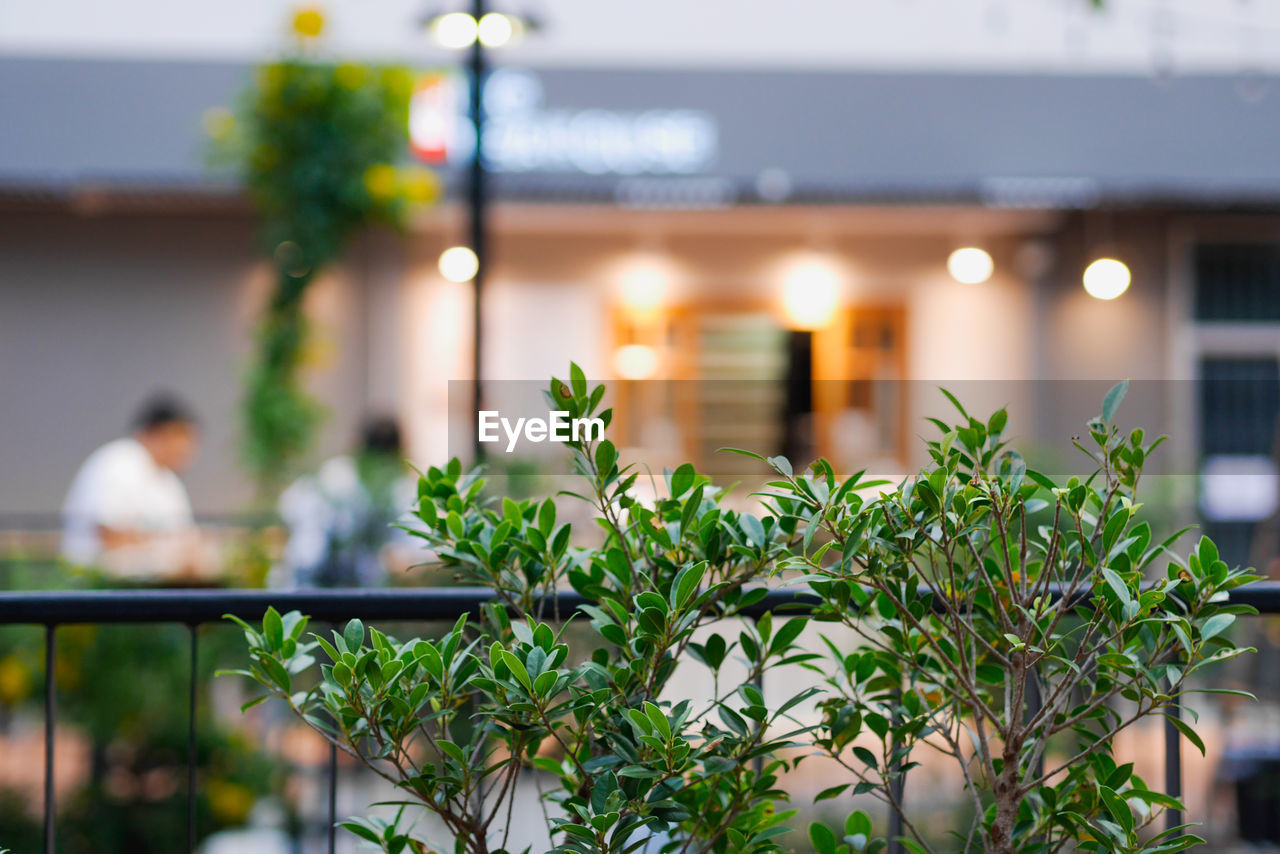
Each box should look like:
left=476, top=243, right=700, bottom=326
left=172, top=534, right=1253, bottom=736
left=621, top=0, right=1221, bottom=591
left=276, top=416, right=417, bottom=587
left=61, top=395, right=214, bottom=581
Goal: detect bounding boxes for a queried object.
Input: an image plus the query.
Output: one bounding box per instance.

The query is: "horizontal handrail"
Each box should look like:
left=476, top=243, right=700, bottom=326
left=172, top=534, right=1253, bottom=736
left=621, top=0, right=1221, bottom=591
left=0, top=580, right=1278, bottom=625
left=0, top=586, right=809, bottom=625
left=11, top=581, right=1274, bottom=854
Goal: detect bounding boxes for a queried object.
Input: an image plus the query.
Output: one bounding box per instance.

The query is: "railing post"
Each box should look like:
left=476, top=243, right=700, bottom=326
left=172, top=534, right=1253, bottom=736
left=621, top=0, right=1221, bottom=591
left=1164, top=693, right=1183, bottom=834
left=328, top=620, right=339, bottom=854
left=187, top=624, right=199, bottom=854
left=751, top=614, right=766, bottom=777
left=328, top=740, right=338, bottom=854
left=44, top=623, right=56, bottom=854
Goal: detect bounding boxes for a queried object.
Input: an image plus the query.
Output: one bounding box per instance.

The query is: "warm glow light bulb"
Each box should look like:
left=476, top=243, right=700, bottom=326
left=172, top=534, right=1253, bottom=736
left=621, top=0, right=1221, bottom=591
left=617, top=256, right=672, bottom=319
left=613, top=344, right=659, bottom=380
left=439, top=246, right=479, bottom=283
left=947, top=247, right=994, bottom=285
left=1083, top=257, right=1131, bottom=300
left=432, top=12, right=478, bottom=49
left=477, top=13, right=515, bottom=47
left=781, top=258, right=841, bottom=330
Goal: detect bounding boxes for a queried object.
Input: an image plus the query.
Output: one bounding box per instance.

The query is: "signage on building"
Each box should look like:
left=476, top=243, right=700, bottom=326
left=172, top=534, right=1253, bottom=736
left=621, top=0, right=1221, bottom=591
left=409, top=68, right=719, bottom=176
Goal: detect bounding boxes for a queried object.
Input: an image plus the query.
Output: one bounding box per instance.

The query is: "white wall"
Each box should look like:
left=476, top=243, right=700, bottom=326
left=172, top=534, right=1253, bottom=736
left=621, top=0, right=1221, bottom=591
left=0, top=209, right=381, bottom=517
left=1, top=0, right=1278, bottom=75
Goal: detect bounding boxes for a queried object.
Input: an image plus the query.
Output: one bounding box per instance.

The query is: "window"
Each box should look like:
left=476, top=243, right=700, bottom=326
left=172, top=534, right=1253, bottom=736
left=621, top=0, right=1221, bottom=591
left=1194, top=242, right=1280, bottom=322
left=1198, top=357, right=1280, bottom=568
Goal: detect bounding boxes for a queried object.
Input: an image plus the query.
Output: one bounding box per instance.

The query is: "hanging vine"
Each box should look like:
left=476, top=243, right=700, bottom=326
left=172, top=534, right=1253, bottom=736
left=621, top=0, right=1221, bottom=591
left=209, top=7, right=438, bottom=498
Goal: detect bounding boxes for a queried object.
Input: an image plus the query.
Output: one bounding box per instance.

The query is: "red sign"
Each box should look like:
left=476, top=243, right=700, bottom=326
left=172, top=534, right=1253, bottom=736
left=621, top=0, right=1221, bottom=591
left=409, top=72, right=455, bottom=164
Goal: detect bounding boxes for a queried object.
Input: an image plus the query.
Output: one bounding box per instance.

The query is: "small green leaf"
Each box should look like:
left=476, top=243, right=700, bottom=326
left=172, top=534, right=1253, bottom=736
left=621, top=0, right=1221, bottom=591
left=1025, top=468, right=1058, bottom=491
left=259, top=655, right=291, bottom=693
left=808, top=822, right=837, bottom=854
left=1099, top=784, right=1134, bottom=835
left=1200, top=613, right=1235, bottom=642
left=595, top=439, right=617, bottom=474
left=500, top=651, right=532, bottom=691
left=1164, top=714, right=1206, bottom=756
left=814, top=784, right=849, bottom=802
left=339, top=820, right=384, bottom=844
left=343, top=619, right=364, bottom=652
left=502, top=496, right=522, bottom=525
left=673, top=562, right=706, bottom=610
left=670, top=463, right=696, bottom=498
left=1101, top=568, right=1132, bottom=606
left=538, top=499, right=556, bottom=537
left=1102, top=379, right=1129, bottom=423
left=644, top=701, right=671, bottom=739
left=740, top=514, right=765, bottom=548
left=939, top=387, right=969, bottom=419
left=263, top=607, right=283, bottom=650
left=987, top=408, right=1008, bottom=435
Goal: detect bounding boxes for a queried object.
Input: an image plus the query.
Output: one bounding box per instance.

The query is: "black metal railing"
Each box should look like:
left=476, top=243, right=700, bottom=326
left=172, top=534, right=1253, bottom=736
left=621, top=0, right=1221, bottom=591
left=4, top=583, right=1280, bottom=854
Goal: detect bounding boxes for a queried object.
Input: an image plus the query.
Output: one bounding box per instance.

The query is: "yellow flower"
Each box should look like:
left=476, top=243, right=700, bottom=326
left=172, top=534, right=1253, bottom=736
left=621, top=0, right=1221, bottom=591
left=202, top=106, right=236, bottom=141
left=0, top=655, right=31, bottom=704
left=291, top=6, right=326, bottom=40
left=398, top=166, right=441, bottom=205
left=206, top=779, right=255, bottom=825
left=363, top=163, right=398, bottom=202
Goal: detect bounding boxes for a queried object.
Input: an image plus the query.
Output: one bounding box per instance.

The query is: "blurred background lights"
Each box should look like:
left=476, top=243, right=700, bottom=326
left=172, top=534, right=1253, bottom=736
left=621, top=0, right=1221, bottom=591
left=1082, top=257, right=1131, bottom=300
left=438, top=246, right=479, bottom=282
left=780, top=256, right=842, bottom=330
left=431, top=11, right=478, bottom=48
left=477, top=13, right=517, bottom=47
left=613, top=344, right=659, bottom=380
left=616, top=255, right=673, bottom=319
left=946, top=247, right=994, bottom=284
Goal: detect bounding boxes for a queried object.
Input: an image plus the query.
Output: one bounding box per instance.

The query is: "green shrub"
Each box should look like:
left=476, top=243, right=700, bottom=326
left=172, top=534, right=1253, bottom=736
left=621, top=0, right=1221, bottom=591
left=779, top=381, right=1257, bottom=854
left=229, top=371, right=1255, bottom=854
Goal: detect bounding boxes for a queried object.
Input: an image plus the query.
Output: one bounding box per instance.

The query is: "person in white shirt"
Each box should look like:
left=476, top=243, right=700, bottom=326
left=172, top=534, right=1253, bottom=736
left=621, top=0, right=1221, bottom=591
left=61, top=395, right=210, bottom=579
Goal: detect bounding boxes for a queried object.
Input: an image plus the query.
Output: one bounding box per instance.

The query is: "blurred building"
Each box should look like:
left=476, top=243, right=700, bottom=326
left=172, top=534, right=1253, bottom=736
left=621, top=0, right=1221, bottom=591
left=3, top=4, right=1280, bottom=572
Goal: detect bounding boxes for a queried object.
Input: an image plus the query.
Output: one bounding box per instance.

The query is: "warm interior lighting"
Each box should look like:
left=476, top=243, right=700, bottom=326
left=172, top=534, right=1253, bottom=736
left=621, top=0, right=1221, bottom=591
left=613, top=344, right=659, bottom=380
left=478, top=12, right=517, bottom=47
left=780, top=256, right=842, bottom=330
left=616, top=255, right=673, bottom=319
left=947, top=247, right=994, bottom=285
left=1083, top=257, right=1131, bottom=300
left=438, top=246, right=479, bottom=283
left=431, top=12, right=478, bottom=49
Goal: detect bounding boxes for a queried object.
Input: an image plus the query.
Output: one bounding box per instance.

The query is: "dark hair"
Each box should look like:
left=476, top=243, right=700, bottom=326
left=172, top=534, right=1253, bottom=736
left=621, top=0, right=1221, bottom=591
left=132, top=394, right=197, bottom=432
left=360, top=416, right=402, bottom=456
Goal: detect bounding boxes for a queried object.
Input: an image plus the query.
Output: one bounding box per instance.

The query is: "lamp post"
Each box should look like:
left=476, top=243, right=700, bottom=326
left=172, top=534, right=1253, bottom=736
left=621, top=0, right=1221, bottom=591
left=466, top=0, right=488, bottom=464
left=424, top=3, right=533, bottom=462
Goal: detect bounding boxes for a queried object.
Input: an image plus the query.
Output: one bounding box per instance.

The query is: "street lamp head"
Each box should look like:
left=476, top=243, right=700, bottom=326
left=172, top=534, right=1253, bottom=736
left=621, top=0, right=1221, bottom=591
left=420, top=6, right=540, bottom=49
left=479, top=13, right=516, bottom=47
left=428, top=11, right=478, bottom=49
